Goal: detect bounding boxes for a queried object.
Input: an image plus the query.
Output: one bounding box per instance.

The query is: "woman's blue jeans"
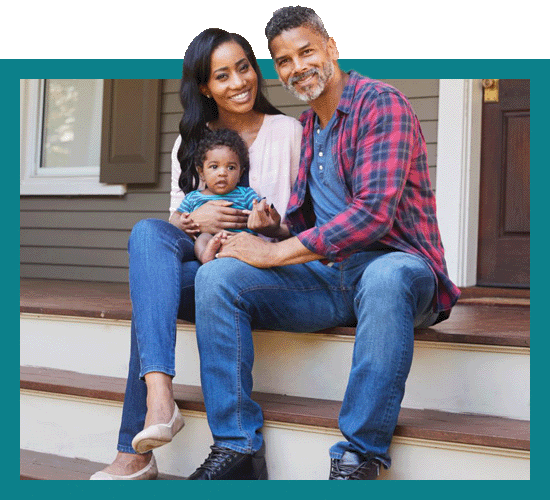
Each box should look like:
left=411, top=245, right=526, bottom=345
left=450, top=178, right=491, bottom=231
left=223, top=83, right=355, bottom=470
left=117, top=219, right=200, bottom=454
left=194, top=250, right=438, bottom=468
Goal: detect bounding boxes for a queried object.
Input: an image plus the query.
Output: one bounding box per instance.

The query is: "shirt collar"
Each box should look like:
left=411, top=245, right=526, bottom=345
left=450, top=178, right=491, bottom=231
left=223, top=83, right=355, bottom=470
left=336, top=70, right=361, bottom=115
left=299, top=70, right=362, bottom=127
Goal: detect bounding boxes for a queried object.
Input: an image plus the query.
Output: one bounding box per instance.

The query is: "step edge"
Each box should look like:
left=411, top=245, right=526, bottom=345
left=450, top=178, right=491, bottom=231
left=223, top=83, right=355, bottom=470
left=20, top=449, right=183, bottom=480
left=20, top=398, right=531, bottom=464
left=20, top=312, right=531, bottom=349
left=21, top=367, right=530, bottom=452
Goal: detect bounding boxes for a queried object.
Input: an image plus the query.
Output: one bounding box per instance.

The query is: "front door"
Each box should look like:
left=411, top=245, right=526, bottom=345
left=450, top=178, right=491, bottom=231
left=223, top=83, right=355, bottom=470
left=477, top=79, right=530, bottom=288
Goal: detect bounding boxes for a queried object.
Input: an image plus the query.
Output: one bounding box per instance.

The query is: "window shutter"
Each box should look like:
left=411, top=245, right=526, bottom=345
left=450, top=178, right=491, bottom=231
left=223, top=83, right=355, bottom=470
left=100, top=79, right=162, bottom=184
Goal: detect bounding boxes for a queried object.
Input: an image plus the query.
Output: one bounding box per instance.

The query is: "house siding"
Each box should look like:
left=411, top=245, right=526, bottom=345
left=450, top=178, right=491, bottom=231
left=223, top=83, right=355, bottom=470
left=19, top=79, right=439, bottom=283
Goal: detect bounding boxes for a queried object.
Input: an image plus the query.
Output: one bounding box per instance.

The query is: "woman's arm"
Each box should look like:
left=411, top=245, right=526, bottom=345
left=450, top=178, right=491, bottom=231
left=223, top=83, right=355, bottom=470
left=188, top=201, right=249, bottom=234
left=170, top=136, right=185, bottom=217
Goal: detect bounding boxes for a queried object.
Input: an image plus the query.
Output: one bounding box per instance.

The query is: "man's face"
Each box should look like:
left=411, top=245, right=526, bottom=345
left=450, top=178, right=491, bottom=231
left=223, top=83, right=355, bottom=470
left=270, top=26, right=337, bottom=103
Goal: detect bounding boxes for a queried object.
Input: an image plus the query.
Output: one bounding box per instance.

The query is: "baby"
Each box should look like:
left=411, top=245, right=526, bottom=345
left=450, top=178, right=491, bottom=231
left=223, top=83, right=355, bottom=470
left=176, top=128, right=263, bottom=263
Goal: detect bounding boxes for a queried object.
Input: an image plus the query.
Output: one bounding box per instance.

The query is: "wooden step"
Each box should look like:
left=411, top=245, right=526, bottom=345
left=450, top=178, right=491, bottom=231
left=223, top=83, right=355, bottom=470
left=20, top=449, right=183, bottom=480
left=20, top=278, right=530, bottom=348
left=20, top=366, right=530, bottom=452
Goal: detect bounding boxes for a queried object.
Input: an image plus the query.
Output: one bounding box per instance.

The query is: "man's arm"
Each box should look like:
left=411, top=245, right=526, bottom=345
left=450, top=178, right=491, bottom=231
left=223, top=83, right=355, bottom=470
left=216, top=232, right=324, bottom=268
left=295, top=90, right=417, bottom=262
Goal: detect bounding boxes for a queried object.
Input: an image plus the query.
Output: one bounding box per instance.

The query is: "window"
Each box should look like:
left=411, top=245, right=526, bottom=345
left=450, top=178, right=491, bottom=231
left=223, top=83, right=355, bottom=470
left=20, top=79, right=126, bottom=195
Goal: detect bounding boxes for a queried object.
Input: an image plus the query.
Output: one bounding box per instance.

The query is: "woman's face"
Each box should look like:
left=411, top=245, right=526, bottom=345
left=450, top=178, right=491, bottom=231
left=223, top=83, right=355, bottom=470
left=201, top=41, right=258, bottom=115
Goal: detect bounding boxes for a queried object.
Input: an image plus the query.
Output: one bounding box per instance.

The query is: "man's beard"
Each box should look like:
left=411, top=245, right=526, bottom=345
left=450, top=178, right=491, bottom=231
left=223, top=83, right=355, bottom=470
left=281, top=60, right=335, bottom=102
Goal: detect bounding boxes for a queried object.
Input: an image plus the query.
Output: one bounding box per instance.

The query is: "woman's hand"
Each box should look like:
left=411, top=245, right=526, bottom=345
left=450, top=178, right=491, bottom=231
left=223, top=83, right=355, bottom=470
left=169, top=211, right=200, bottom=238
left=190, top=200, right=249, bottom=234
left=247, top=199, right=282, bottom=237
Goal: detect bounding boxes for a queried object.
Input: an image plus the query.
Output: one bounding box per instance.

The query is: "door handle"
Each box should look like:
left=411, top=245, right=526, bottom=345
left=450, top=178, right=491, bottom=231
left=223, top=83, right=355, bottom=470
left=482, top=79, right=499, bottom=102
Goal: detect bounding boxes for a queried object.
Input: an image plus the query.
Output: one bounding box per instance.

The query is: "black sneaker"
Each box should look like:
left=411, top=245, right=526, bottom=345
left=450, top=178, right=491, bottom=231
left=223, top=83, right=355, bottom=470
left=329, top=451, right=380, bottom=480
left=187, top=442, right=268, bottom=480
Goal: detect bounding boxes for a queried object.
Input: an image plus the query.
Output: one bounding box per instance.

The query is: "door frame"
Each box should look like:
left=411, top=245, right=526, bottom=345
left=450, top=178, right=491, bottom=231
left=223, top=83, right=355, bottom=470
left=435, top=79, right=483, bottom=287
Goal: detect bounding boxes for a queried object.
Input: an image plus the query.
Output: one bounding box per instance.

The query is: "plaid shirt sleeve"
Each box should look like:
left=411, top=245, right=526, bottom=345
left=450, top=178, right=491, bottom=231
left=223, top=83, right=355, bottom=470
left=296, top=90, right=416, bottom=260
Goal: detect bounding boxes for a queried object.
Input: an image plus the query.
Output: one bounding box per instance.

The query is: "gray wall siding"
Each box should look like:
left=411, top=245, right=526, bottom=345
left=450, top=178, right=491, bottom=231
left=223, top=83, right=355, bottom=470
left=20, top=80, right=180, bottom=283
left=20, top=78, right=439, bottom=283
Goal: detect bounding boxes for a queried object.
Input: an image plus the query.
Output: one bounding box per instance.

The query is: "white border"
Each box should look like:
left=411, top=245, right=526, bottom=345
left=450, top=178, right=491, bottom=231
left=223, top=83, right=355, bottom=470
left=2, top=2, right=544, bottom=59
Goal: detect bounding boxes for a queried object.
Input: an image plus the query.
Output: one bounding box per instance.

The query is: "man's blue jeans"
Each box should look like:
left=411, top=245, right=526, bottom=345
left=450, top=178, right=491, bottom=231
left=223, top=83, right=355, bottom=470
left=194, top=250, right=437, bottom=467
left=117, top=219, right=200, bottom=454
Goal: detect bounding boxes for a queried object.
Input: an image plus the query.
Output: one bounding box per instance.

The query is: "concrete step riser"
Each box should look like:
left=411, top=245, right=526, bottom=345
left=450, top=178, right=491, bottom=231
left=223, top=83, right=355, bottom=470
left=20, top=391, right=530, bottom=480
left=20, top=315, right=530, bottom=420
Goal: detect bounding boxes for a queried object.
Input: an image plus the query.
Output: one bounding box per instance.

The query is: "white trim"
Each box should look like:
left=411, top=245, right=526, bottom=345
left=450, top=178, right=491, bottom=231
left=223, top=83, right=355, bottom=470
left=21, top=312, right=529, bottom=356
left=21, top=389, right=530, bottom=461
left=435, top=79, right=483, bottom=287
left=19, top=79, right=126, bottom=196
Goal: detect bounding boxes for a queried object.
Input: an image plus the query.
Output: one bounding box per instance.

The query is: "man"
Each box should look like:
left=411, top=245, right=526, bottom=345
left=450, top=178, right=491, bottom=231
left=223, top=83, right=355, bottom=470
left=187, top=6, right=460, bottom=480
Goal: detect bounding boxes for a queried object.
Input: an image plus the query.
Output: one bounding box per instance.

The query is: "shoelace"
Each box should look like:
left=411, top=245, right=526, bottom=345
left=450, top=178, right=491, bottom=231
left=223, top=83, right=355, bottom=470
left=330, top=459, right=380, bottom=479
left=196, top=445, right=236, bottom=473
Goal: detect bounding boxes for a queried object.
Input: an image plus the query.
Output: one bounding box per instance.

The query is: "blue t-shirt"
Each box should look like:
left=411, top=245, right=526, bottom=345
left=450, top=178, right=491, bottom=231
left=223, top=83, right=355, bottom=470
left=308, top=114, right=391, bottom=252
left=307, top=113, right=348, bottom=227
left=177, top=185, right=261, bottom=233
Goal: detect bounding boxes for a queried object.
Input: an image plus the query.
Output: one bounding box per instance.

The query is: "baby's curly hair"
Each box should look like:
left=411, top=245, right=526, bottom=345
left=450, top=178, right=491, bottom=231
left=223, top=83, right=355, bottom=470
left=195, top=128, right=249, bottom=173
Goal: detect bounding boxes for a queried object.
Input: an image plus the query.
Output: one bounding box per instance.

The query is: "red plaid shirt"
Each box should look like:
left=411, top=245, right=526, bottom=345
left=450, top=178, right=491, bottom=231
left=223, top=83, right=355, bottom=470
left=285, top=71, right=460, bottom=314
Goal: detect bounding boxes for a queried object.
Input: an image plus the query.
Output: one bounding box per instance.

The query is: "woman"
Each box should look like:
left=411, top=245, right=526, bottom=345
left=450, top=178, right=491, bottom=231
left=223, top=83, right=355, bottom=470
left=90, top=28, right=302, bottom=479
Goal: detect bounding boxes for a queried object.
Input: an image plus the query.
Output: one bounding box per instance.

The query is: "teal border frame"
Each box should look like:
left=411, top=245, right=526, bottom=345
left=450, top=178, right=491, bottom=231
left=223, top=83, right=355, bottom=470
left=11, top=59, right=544, bottom=495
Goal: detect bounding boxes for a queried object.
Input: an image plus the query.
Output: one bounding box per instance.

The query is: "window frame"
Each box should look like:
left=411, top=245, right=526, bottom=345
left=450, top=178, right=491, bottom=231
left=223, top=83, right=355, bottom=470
left=20, top=79, right=126, bottom=196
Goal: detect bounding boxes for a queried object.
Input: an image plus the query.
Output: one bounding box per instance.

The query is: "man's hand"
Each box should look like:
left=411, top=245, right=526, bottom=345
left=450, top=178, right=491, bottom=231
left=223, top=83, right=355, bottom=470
left=216, top=232, right=325, bottom=268
left=216, top=232, right=277, bottom=268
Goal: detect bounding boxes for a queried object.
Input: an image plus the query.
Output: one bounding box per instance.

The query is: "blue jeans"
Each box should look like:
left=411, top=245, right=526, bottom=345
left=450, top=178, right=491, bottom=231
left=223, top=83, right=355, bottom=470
left=194, top=250, right=437, bottom=467
left=117, top=219, right=200, bottom=454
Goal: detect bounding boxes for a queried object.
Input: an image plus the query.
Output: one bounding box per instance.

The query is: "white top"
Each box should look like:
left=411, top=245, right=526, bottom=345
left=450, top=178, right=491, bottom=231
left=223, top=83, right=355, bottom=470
left=170, top=114, right=303, bottom=217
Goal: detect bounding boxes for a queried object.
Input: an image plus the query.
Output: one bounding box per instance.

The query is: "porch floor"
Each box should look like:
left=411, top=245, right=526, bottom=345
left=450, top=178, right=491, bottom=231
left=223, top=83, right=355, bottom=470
left=20, top=278, right=530, bottom=348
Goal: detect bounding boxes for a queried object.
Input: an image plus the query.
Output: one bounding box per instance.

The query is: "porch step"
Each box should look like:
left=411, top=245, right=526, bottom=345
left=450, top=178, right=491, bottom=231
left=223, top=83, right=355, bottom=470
left=20, top=366, right=530, bottom=479
left=20, top=449, right=183, bottom=480
left=20, top=279, right=530, bottom=479
left=20, top=278, right=530, bottom=347
left=21, top=313, right=530, bottom=420
left=20, top=279, right=531, bottom=420
left=20, top=366, right=530, bottom=451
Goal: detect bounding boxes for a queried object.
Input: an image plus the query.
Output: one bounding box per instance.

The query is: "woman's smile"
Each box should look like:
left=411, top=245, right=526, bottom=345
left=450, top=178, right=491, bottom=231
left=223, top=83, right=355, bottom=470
left=229, top=89, right=253, bottom=104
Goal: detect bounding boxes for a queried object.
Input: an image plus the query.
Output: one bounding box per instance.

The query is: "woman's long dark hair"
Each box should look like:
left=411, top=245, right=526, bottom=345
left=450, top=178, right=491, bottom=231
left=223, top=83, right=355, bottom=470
left=177, top=28, right=282, bottom=194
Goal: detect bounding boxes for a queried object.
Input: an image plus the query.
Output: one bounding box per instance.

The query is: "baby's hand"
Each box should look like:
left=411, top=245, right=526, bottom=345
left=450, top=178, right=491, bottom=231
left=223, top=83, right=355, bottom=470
left=171, top=211, right=200, bottom=239
left=247, top=199, right=281, bottom=237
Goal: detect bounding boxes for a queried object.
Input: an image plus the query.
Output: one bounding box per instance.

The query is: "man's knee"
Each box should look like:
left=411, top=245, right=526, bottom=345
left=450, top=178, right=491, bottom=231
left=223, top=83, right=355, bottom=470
left=195, top=258, right=248, bottom=302
left=358, top=252, right=431, bottom=298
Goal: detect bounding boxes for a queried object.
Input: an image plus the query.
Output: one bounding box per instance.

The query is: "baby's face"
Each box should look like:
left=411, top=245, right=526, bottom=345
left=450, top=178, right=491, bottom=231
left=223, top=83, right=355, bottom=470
left=199, top=146, right=242, bottom=195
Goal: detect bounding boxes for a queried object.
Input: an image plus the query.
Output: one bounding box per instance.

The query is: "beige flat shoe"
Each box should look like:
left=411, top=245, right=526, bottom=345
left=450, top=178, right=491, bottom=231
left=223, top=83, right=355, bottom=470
left=89, top=455, right=158, bottom=480
left=132, top=402, right=185, bottom=454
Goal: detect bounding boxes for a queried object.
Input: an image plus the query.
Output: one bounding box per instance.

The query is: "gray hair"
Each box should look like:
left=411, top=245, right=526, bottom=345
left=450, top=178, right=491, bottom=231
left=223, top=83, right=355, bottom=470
left=265, top=6, right=329, bottom=45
